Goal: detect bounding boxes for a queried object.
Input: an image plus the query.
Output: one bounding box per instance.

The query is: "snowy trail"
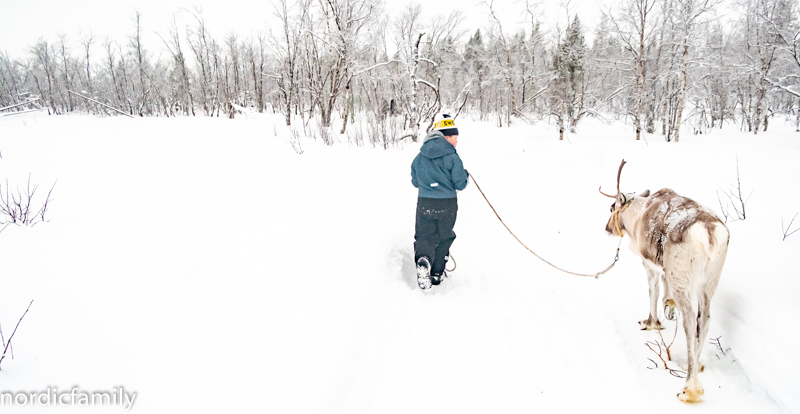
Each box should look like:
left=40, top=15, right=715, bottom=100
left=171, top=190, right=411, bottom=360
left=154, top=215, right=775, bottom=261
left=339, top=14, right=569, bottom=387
left=0, top=114, right=797, bottom=413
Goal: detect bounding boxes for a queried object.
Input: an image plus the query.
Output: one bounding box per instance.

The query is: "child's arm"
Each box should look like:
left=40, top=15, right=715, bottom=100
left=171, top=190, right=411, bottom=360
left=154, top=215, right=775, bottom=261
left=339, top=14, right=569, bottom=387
left=411, top=157, right=420, bottom=188
left=450, top=155, right=469, bottom=191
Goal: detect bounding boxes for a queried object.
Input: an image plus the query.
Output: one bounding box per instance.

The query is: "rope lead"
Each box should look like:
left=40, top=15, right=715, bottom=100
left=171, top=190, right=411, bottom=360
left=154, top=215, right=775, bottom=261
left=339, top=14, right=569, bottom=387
left=469, top=173, right=622, bottom=279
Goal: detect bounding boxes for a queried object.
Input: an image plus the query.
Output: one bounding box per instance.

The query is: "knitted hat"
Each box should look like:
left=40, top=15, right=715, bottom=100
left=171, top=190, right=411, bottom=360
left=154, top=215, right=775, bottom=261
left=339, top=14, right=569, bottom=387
left=432, top=114, right=459, bottom=137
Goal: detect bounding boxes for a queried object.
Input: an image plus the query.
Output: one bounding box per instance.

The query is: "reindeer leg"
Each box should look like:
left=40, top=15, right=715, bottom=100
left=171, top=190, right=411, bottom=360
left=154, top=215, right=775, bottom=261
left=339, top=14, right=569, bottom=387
left=662, top=274, right=677, bottom=321
left=690, top=293, right=713, bottom=374
left=676, top=292, right=704, bottom=403
left=639, top=262, right=663, bottom=330
left=694, top=254, right=724, bottom=373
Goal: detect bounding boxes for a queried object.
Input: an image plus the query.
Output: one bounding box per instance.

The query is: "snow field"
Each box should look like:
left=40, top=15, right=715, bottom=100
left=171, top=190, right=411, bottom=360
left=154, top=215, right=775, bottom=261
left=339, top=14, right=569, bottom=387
left=0, top=112, right=798, bottom=413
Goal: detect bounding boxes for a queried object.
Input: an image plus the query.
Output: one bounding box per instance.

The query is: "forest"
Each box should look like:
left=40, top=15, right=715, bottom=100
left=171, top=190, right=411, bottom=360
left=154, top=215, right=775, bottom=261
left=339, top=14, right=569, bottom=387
left=2, top=0, right=800, bottom=143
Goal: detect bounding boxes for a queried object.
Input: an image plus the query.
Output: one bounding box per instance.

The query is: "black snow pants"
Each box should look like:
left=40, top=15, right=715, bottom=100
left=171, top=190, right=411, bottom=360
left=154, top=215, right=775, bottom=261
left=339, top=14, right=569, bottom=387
left=414, top=197, right=458, bottom=276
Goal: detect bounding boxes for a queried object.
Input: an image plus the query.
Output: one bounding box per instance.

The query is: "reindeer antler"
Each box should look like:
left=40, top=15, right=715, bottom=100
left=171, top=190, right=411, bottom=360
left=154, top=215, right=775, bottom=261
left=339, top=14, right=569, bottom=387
left=599, top=159, right=628, bottom=198
left=599, top=186, right=616, bottom=198
left=597, top=160, right=627, bottom=198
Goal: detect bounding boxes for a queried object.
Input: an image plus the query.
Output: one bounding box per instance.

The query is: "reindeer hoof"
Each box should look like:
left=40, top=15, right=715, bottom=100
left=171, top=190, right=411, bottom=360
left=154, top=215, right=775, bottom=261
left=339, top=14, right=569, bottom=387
left=677, top=387, right=704, bottom=403
left=638, top=318, right=663, bottom=330
left=664, top=299, right=677, bottom=321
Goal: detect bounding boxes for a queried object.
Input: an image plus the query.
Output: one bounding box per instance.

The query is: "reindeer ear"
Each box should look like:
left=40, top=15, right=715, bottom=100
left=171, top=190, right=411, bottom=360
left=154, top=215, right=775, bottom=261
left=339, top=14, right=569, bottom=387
left=638, top=189, right=650, bottom=198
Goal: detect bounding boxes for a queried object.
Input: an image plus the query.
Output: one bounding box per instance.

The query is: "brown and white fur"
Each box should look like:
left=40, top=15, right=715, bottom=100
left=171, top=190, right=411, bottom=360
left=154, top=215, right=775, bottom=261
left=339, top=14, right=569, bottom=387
left=605, top=188, right=729, bottom=403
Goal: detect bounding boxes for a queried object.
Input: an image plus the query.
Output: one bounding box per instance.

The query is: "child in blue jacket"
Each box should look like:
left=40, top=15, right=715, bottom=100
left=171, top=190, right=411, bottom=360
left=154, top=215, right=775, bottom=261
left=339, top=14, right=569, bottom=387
left=411, top=115, right=468, bottom=289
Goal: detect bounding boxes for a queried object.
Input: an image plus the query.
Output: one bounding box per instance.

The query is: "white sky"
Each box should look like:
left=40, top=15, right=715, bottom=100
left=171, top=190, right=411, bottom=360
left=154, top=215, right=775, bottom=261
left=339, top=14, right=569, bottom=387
left=0, top=0, right=605, bottom=59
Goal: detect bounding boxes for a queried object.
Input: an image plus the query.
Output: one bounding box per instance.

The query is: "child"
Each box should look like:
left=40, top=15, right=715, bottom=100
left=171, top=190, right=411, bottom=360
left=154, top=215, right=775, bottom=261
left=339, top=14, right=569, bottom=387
left=410, top=114, right=468, bottom=289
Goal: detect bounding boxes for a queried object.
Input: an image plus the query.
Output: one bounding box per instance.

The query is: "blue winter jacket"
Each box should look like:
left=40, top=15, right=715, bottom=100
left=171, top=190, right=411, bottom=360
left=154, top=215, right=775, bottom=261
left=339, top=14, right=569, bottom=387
left=411, top=131, right=469, bottom=198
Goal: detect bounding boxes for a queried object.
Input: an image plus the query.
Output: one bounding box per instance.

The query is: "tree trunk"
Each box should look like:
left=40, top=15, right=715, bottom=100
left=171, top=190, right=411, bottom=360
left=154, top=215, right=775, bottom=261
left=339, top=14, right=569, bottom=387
left=60, top=41, right=74, bottom=112
left=635, top=14, right=646, bottom=140
left=408, top=33, right=424, bottom=142
left=673, top=44, right=689, bottom=143
left=340, top=80, right=351, bottom=134
left=796, top=99, right=800, bottom=132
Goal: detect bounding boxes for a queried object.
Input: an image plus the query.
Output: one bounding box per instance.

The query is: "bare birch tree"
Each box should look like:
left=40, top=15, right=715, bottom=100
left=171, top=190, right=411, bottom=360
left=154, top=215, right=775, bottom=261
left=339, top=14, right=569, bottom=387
left=483, top=0, right=518, bottom=125
left=668, top=0, right=721, bottom=141
left=272, top=0, right=309, bottom=125
left=607, top=0, right=660, bottom=140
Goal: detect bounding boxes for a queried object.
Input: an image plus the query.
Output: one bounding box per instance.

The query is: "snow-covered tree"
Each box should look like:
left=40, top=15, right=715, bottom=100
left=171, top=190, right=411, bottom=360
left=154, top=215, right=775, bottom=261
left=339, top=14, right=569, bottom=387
left=551, top=15, right=588, bottom=138
left=606, top=0, right=660, bottom=140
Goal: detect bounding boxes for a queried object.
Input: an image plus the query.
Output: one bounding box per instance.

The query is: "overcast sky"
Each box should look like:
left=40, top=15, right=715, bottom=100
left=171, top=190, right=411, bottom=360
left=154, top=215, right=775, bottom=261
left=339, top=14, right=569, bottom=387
left=0, top=0, right=605, bottom=58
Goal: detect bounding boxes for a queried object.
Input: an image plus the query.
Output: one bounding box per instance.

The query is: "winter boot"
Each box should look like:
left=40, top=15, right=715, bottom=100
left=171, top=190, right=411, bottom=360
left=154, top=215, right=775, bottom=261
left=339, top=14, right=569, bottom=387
left=416, top=257, right=432, bottom=290
left=431, top=255, right=451, bottom=285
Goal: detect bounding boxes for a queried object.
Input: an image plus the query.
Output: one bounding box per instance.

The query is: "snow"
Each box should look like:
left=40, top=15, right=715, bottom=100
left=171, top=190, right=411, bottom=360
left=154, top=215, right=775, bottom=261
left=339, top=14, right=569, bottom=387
left=0, top=112, right=798, bottom=413
left=665, top=207, right=698, bottom=234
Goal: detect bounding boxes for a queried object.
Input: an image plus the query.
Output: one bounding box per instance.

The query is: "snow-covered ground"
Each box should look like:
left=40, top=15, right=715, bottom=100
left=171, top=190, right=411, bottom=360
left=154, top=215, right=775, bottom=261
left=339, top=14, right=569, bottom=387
left=0, top=111, right=798, bottom=413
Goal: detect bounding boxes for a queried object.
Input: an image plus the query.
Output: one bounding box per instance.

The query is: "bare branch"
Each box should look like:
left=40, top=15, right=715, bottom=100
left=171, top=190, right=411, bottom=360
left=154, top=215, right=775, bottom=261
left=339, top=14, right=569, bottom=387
left=717, top=158, right=749, bottom=222
left=416, top=78, right=438, bottom=91
left=646, top=341, right=668, bottom=369
left=782, top=213, right=799, bottom=241
left=418, top=57, right=437, bottom=66
left=68, top=90, right=134, bottom=118
left=0, top=300, right=34, bottom=370
left=353, top=59, right=401, bottom=77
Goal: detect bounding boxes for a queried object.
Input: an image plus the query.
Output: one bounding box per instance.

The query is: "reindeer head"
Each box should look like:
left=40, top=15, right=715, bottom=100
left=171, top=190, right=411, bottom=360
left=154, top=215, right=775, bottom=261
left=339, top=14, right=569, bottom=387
left=600, top=160, right=650, bottom=237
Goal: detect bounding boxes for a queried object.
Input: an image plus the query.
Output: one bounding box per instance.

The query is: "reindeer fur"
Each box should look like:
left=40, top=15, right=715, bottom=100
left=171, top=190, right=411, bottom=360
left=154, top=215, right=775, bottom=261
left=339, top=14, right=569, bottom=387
left=605, top=188, right=729, bottom=403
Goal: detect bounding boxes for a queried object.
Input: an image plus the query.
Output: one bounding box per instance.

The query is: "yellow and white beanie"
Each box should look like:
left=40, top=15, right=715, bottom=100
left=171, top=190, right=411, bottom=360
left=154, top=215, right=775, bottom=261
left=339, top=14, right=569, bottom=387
left=432, top=114, right=459, bottom=136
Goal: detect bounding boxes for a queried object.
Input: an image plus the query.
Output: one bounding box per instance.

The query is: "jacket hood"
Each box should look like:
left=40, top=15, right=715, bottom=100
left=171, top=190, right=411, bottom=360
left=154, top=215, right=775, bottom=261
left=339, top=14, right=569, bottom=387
left=420, top=130, right=455, bottom=159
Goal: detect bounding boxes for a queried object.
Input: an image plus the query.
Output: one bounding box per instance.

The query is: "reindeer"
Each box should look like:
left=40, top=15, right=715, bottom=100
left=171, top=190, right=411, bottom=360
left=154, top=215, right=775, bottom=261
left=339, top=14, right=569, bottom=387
left=600, top=160, right=730, bottom=403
